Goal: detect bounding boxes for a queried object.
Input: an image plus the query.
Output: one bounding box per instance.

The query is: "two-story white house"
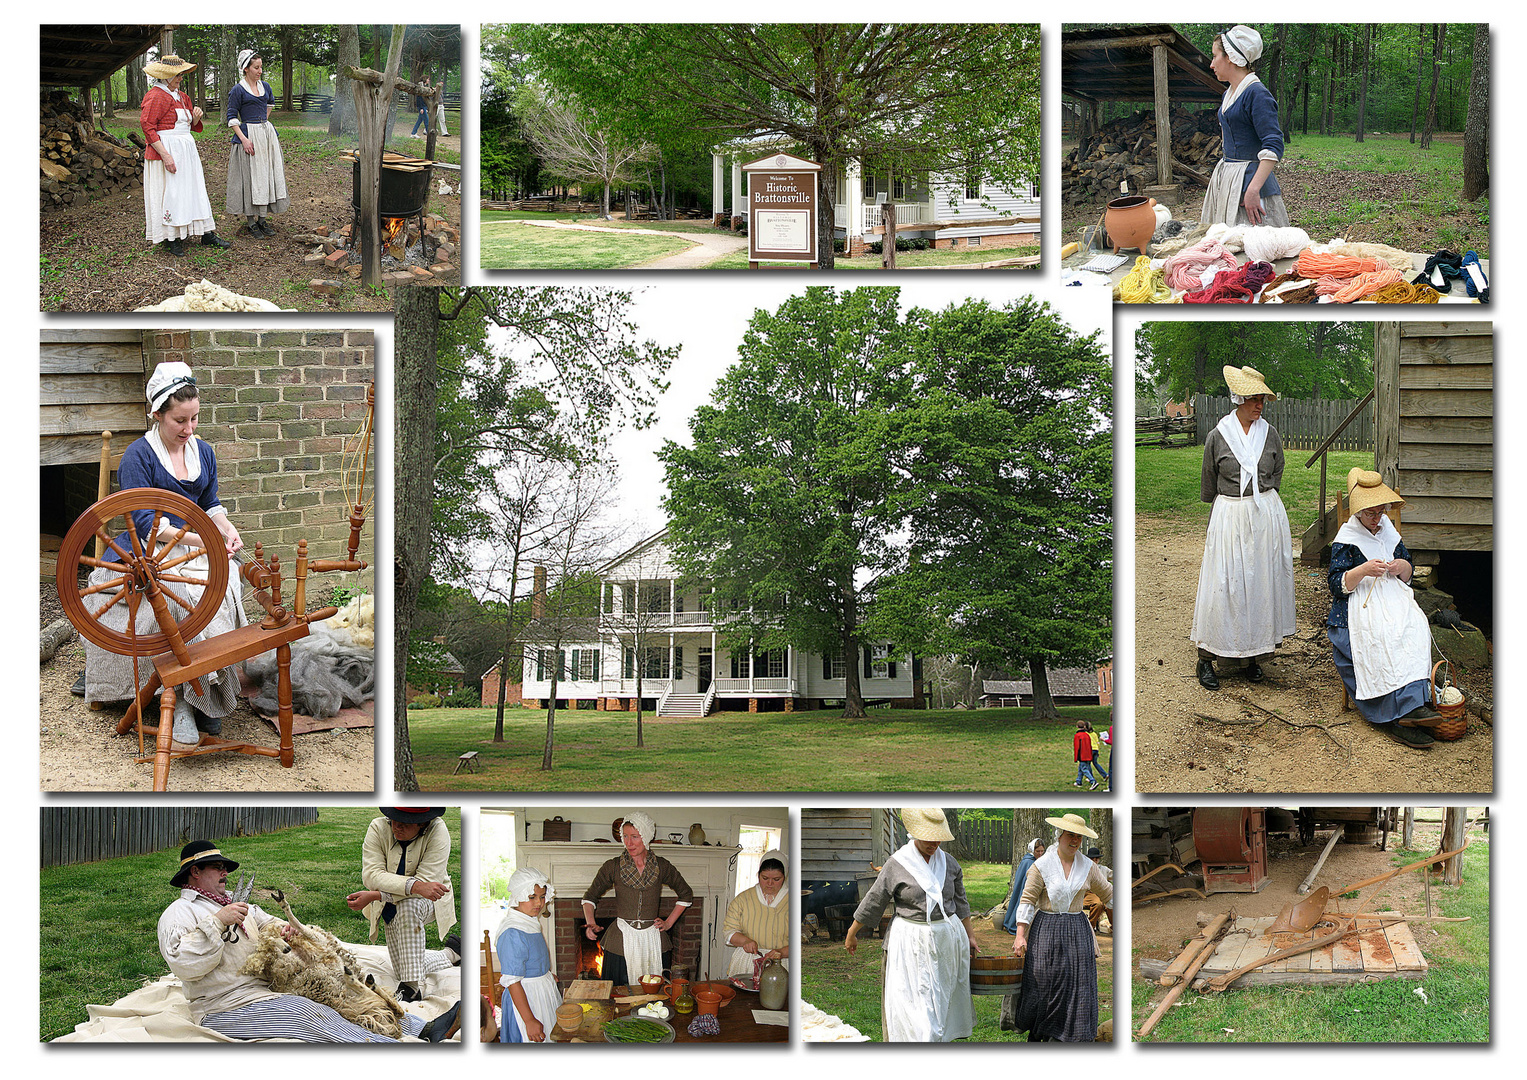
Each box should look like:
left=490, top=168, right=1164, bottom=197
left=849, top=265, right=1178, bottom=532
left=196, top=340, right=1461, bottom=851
left=520, top=530, right=923, bottom=716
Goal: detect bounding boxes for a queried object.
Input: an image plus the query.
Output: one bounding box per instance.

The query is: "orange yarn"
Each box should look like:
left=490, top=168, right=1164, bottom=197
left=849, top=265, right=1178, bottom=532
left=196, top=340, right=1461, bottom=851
left=1295, top=250, right=1384, bottom=280
left=1366, top=281, right=1441, bottom=304
left=1328, top=269, right=1403, bottom=303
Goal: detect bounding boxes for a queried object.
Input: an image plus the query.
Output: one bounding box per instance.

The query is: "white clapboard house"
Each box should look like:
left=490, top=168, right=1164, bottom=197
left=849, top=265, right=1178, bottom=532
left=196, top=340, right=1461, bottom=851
left=520, top=530, right=921, bottom=716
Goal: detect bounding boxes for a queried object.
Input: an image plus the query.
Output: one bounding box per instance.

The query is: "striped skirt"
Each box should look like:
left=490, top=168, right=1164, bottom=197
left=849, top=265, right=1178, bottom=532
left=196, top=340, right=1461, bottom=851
left=202, top=994, right=425, bottom=1042
left=1011, top=910, right=1098, bottom=1042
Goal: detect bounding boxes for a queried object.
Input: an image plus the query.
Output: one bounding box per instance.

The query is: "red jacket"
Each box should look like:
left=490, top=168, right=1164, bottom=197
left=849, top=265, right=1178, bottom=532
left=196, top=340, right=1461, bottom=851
left=1073, top=730, right=1093, bottom=762
left=140, top=86, right=203, bottom=160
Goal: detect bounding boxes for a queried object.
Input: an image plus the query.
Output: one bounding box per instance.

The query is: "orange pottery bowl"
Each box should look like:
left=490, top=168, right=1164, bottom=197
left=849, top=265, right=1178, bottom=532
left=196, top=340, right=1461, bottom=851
left=696, top=990, right=723, bottom=1016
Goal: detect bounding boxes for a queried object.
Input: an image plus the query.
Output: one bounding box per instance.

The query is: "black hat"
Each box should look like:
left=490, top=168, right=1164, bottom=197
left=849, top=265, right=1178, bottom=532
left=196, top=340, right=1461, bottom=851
left=172, top=840, right=238, bottom=887
left=380, top=807, right=446, bottom=824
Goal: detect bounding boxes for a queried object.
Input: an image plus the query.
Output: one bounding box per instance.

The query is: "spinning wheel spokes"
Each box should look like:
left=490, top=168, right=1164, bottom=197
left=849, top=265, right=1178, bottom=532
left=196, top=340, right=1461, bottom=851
left=57, top=489, right=229, bottom=658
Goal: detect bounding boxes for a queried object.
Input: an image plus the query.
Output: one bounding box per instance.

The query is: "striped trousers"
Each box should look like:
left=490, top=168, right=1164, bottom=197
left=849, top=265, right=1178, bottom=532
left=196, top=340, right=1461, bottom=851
left=385, top=895, right=455, bottom=985
left=202, top=994, right=426, bottom=1042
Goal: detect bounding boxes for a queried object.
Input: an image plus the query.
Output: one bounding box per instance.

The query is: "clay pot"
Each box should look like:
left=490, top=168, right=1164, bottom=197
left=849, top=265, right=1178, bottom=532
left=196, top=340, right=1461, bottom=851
left=639, top=974, right=667, bottom=994
left=1105, top=195, right=1158, bottom=254
left=696, top=990, right=723, bottom=1016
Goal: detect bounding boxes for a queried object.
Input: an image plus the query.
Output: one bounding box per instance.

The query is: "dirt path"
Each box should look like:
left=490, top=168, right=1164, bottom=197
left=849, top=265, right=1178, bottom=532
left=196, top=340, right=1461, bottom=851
left=512, top=219, right=748, bottom=267
left=40, top=129, right=461, bottom=312
left=40, top=585, right=374, bottom=793
left=1134, top=514, right=1493, bottom=793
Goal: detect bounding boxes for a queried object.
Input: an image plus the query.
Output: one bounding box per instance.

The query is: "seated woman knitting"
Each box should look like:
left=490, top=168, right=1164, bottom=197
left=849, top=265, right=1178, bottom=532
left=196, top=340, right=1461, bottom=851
left=1327, top=469, right=1440, bottom=751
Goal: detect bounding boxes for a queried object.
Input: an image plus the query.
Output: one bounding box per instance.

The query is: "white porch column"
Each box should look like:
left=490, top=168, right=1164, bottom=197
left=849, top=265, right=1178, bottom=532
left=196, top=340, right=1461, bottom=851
left=712, top=152, right=725, bottom=217
left=846, top=158, right=863, bottom=242
left=731, top=157, right=744, bottom=220
left=669, top=578, right=676, bottom=616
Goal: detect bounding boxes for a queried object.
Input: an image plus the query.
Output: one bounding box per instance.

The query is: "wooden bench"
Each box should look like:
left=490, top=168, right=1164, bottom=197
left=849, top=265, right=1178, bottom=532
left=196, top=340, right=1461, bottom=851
left=453, top=750, right=480, bottom=775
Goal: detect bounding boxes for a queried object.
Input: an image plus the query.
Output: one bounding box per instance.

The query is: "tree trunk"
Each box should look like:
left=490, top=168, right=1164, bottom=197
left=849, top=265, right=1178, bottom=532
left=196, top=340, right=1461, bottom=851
left=635, top=668, right=645, bottom=748
left=542, top=672, right=560, bottom=770
left=494, top=633, right=511, bottom=742
left=840, top=580, right=865, bottom=718
left=1354, top=24, right=1371, bottom=142
left=280, top=27, right=295, bottom=112
left=348, top=27, right=406, bottom=287
left=391, top=286, right=441, bottom=792
left=1441, top=807, right=1466, bottom=885
left=1461, top=23, right=1489, bottom=202
left=881, top=200, right=897, bottom=269
left=1402, top=806, right=1415, bottom=849
left=815, top=159, right=837, bottom=269
left=1410, top=24, right=1425, bottom=142
left=330, top=25, right=360, bottom=137
left=1094, top=810, right=1114, bottom=865
left=1028, top=658, right=1059, bottom=721
left=219, top=29, right=237, bottom=116
left=1421, top=25, right=1445, bottom=150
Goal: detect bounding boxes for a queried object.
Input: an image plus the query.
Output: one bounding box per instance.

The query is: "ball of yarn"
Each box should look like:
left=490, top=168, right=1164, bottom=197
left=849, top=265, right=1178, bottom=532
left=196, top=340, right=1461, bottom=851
left=1439, top=685, right=1464, bottom=706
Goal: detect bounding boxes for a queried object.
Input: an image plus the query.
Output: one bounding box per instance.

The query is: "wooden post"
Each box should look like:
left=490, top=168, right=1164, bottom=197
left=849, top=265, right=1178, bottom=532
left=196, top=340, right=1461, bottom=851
left=95, top=430, right=112, bottom=558
left=1374, top=321, right=1401, bottom=484
left=1138, top=913, right=1230, bottom=1038
left=1297, top=829, right=1343, bottom=894
left=277, top=642, right=295, bottom=767
left=1442, top=807, right=1466, bottom=886
left=344, top=26, right=406, bottom=288
left=423, top=87, right=442, bottom=161
left=1153, top=44, right=1174, bottom=186
left=1402, top=806, right=1415, bottom=848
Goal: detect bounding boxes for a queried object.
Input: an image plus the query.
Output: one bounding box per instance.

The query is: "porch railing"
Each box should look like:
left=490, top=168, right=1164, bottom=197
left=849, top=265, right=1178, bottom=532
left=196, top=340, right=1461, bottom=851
left=862, top=201, right=934, bottom=230
left=714, top=677, right=795, bottom=694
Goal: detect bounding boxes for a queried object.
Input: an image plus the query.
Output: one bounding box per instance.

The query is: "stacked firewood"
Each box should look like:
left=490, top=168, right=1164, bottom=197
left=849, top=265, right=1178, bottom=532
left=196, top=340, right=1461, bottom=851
left=1063, top=106, right=1221, bottom=205
left=40, top=90, right=144, bottom=211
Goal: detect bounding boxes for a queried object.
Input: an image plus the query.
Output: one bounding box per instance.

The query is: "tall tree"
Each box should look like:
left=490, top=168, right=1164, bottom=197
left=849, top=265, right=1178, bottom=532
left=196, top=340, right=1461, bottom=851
left=1420, top=25, right=1445, bottom=150
left=1354, top=24, right=1371, bottom=142
left=601, top=535, right=680, bottom=749
left=507, top=24, right=1039, bottom=269
left=514, top=85, right=654, bottom=219
left=661, top=287, right=914, bottom=718
left=329, top=25, right=360, bottom=136
left=1461, top=23, right=1489, bottom=202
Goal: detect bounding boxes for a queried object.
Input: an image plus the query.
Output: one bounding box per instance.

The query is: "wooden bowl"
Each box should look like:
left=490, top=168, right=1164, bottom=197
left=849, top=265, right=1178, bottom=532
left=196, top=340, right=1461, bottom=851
left=555, top=1003, right=584, bottom=1032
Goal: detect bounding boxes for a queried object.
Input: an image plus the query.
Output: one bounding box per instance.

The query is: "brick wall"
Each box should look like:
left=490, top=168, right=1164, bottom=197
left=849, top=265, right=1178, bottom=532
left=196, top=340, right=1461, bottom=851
left=556, top=896, right=704, bottom=986
left=933, top=231, right=1037, bottom=251
left=140, top=329, right=375, bottom=593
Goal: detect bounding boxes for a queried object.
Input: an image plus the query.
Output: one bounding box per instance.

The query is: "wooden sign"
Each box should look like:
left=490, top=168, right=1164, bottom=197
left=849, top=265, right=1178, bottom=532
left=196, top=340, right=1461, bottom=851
left=743, top=152, right=822, bottom=268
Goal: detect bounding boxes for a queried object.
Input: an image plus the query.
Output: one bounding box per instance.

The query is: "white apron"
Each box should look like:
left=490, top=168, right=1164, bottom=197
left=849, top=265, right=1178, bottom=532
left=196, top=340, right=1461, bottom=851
left=244, top=121, right=288, bottom=208
left=1336, top=515, right=1432, bottom=699
left=882, top=917, right=973, bottom=1042
left=616, top=919, right=663, bottom=982
left=153, top=112, right=214, bottom=232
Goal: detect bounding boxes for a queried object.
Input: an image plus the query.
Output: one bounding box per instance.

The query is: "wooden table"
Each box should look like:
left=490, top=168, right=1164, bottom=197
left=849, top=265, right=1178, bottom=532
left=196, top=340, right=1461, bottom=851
left=548, top=985, right=788, bottom=1044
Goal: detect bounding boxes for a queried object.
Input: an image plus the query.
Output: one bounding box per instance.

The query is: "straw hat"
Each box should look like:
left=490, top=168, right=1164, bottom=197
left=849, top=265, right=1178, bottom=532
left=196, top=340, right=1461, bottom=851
left=144, top=54, right=197, bottom=81
left=1346, top=468, right=1404, bottom=516
left=901, top=807, right=954, bottom=843
left=1222, top=365, right=1278, bottom=400
left=1045, top=813, right=1099, bottom=840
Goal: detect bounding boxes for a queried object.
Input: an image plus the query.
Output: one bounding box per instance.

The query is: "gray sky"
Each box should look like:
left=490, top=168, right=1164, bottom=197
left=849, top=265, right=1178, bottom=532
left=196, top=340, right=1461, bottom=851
left=529, top=278, right=1112, bottom=541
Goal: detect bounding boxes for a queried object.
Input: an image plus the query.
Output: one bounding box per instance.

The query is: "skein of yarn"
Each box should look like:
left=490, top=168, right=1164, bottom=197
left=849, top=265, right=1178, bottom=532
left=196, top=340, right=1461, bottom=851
left=1113, top=256, right=1179, bottom=304
left=1326, top=268, right=1403, bottom=303
left=1183, top=260, right=1275, bottom=304
left=1365, top=281, right=1441, bottom=304
left=1296, top=250, right=1384, bottom=280
left=1326, top=240, right=1414, bottom=275
left=1162, top=239, right=1239, bottom=292
left=1207, top=223, right=1311, bottom=263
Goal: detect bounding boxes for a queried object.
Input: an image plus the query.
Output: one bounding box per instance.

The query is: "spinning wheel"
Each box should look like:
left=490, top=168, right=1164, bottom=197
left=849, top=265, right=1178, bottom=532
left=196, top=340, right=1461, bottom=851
left=56, top=488, right=228, bottom=660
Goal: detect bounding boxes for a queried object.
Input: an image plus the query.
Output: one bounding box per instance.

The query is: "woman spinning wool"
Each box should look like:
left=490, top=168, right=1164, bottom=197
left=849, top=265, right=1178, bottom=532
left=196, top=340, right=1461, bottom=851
left=225, top=50, right=289, bottom=238
left=723, top=851, right=790, bottom=980
left=1192, top=365, right=1296, bottom=690
left=80, top=363, right=247, bottom=749
left=1010, top=814, right=1112, bottom=1042
left=581, top=812, right=693, bottom=987
left=139, top=55, right=232, bottom=255
left=1202, top=25, right=1290, bottom=229
left=845, top=808, right=977, bottom=1042
left=1327, top=469, right=1440, bottom=750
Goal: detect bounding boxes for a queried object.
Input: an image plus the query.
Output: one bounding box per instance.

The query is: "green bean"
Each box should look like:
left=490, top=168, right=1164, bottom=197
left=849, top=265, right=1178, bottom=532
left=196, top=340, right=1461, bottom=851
left=604, top=1018, right=669, bottom=1043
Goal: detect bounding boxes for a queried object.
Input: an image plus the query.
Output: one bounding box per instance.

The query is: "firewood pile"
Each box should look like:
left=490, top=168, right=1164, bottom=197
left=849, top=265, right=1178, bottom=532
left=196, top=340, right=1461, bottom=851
left=1064, top=106, right=1221, bottom=205
left=40, top=91, right=144, bottom=211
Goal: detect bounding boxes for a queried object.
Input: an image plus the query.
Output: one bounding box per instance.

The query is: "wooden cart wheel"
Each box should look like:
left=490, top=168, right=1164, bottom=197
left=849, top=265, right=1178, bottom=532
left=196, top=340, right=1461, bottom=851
left=56, top=488, right=229, bottom=657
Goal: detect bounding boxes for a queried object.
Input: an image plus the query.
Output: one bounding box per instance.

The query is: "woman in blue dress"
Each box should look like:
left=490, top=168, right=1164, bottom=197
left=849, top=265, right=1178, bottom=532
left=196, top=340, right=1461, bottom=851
left=496, top=868, right=563, bottom=1042
left=1328, top=469, right=1439, bottom=751
left=80, top=362, right=247, bottom=747
left=1201, top=25, right=1290, bottom=228
left=1001, top=838, right=1045, bottom=934
left=226, top=50, right=289, bottom=238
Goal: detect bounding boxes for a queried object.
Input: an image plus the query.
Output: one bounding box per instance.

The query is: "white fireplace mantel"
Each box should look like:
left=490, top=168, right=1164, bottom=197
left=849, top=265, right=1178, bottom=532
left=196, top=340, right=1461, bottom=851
left=520, top=842, right=744, bottom=979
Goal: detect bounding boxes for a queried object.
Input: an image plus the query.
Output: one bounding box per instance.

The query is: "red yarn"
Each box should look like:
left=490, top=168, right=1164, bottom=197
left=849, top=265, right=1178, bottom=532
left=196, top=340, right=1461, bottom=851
left=1183, top=261, right=1276, bottom=304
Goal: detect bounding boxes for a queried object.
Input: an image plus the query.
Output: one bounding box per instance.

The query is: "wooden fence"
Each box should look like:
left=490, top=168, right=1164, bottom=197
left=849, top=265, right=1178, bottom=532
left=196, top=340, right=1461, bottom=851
left=952, top=816, right=1015, bottom=863
left=41, top=806, right=319, bottom=869
left=1194, top=394, right=1374, bottom=452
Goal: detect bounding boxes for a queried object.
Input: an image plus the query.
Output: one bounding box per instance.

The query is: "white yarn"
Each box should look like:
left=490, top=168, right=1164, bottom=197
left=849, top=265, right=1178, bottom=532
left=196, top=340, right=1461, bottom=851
left=1207, top=223, right=1310, bottom=262
left=1439, top=685, right=1464, bottom=706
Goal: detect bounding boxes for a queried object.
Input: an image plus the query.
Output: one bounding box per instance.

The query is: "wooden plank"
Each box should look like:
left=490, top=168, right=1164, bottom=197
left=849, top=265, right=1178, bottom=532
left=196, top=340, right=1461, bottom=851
left=41, top=401, right=147, bottom=437
left=39, top=329, right=146, bottom=344
left=1281, top=931, right=1314, bottom=973
left=1400, top=523, right=1492, bottom=551
left=1395, top=442, right=1493, bottom=471
left=1374, top=322, right=1400, bottom=481
left=1356, top=927, right=1397, bottom=973
left=1308, top=935, right=1333, bottom=974
left=1395, top=469, right=1493, bottom=498
left=40, top=372, right=146, bottom=406
left=1386, top=925, right=1429, bottom=972
left=1330, top=931, right=1364, bottom=972
left=1399, top=322, right=1492, bottom=338
left=1398, top=416, right=1492, bottom=444
left=1398, top=389, right=1492, bottom=418
left=1398, top=363, right=1493, bottom=391
left=1399, top=497, right=1492, bottom=526
left=39, top=341, right=145, bottom=375
left=39, top=432, right=131, bottom=468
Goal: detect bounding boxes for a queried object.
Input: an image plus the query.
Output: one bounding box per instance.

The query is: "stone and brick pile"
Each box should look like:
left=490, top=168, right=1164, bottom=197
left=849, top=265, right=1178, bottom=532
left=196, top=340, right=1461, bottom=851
left=300, top=213, right=459, bottom=296
left=40, top=90, right=143, bottom=211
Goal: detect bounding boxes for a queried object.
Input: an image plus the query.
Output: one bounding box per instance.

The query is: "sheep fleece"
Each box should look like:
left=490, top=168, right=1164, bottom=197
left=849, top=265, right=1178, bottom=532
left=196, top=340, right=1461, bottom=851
left=239, top=921, right=407, bottom=1037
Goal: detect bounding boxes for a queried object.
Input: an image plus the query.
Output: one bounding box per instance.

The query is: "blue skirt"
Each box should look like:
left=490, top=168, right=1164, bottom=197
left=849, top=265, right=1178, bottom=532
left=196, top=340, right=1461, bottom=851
left=1328, top=626, right=1429, bottom=725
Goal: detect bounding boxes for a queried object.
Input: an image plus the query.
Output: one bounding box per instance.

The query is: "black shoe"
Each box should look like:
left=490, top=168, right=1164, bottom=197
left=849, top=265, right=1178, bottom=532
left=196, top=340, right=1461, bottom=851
left=1377, top=721, right=1434, bottom=750
left=1245, top=661, right=1265, bottom=682
left=194, top=709, right=222, bottom=736
left=1196, top=658, right=1220, bottom=691
left=419, top=1000, right=460, bottom=1042
left=165, top=237, right=187, bottom=256
left=441, top=930, right=461, bottom=963
left=71, top=671, right=87, bottom=697
left=396, top=981, right=423, bottom=1003
left=201, top=231, right=231, bottom=248
left=1399, top=705, right=1440, bottom=724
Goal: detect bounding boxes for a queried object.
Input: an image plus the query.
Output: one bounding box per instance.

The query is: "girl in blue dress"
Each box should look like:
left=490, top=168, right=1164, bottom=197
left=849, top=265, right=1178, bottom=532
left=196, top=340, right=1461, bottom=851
left=226, top=50, right=289, bottom=238
left=81, top=362, right=247, bottom=747
left=497, top=868, right=563, bottom=1042
left=1202, top=25, right=1291, bottom=229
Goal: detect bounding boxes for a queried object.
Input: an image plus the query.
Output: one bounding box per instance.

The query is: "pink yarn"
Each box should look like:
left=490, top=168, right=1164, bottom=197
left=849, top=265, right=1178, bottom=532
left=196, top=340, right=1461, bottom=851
left=1162, top=239, right=1240, bottom=292
left=1183, top=261, right=1276, bottom=304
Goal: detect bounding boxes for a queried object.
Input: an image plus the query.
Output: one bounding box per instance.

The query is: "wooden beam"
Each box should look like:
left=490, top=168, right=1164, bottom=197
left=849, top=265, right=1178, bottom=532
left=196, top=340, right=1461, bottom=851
left=1137, top=914, right=1231, bottom=1038
left=1157, top=912, right=1230, bottom=986
left=1297, top=830, right=1343, bottom=895
left=1374, top=322, right=1401, bottom=483
left=1153, top=44, right=1173, bottom=186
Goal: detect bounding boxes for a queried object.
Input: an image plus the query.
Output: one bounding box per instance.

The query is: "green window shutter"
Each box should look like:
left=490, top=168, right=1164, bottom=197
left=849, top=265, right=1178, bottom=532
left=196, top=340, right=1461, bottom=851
left=673, top=646, right=683, bottom=679
left=889, top=658, right=898, bottom=679
left=822, top=654, right=831, bottom=679
left=863, top=647, right=872, bottom=678
left=535, top=649, right=546, bottom=681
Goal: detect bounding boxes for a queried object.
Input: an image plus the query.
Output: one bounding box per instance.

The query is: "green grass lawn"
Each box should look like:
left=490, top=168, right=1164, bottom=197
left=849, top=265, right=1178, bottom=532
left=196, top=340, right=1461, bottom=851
left=1133, top=830, right=1489, bottom=1042
left=1136, top=444, right=1374, bottom=525
left=39, top=807, right=463, bottom=1042
left=479, top=220, right=694, bottom=269
left=705, top=245, right=1040, bottom=270
left=93, top=110, right=463, bottom=168
left=802, top=859, right=1112, bottom=1042
left=408, top=705, right=1112, bottom=792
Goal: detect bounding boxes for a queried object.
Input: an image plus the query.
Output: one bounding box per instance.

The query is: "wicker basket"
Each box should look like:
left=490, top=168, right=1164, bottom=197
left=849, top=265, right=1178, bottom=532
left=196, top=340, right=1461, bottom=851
left=1429, top=660, right=1468, bottom=741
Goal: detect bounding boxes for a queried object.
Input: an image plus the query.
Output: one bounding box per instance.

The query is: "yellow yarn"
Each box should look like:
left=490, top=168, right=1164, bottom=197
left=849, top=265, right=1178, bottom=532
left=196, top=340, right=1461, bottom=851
left=1365, top=281, right=1440, bottom=304
left=1113, top=256, right=1179, bottom=303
